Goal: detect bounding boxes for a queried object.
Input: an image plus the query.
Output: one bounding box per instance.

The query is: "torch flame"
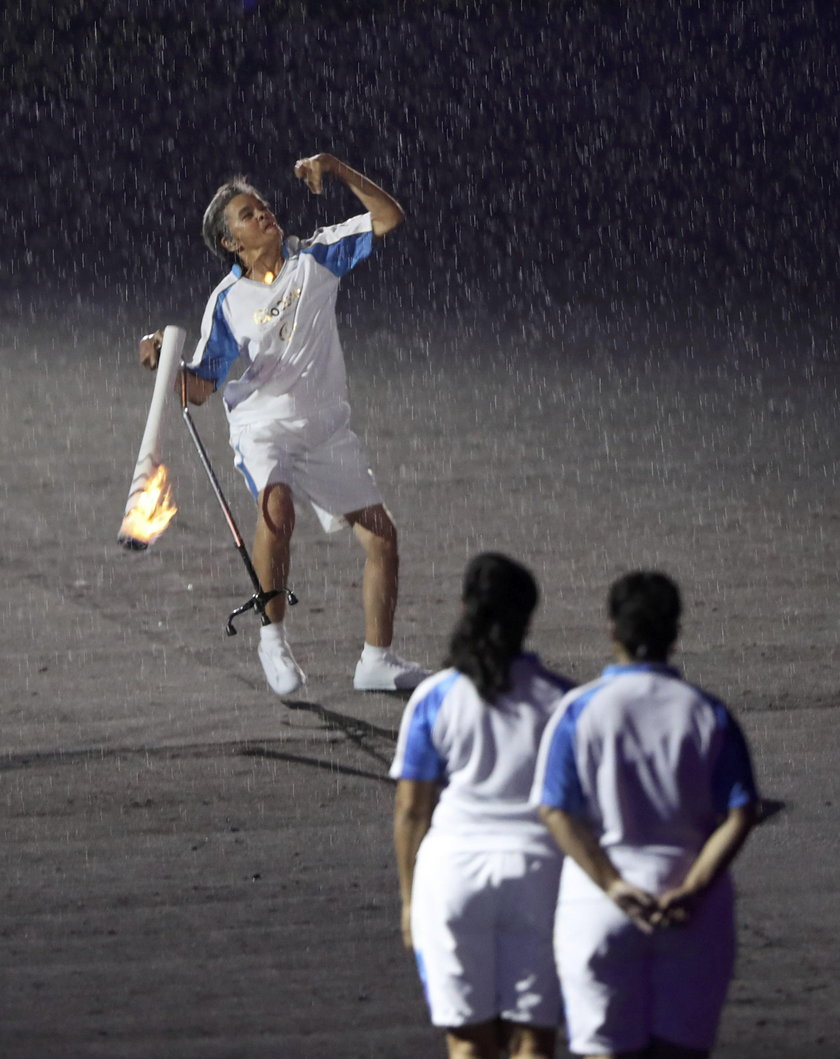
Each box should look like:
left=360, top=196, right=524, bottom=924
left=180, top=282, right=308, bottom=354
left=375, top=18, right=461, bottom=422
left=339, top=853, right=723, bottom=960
left=119, top=464, right=177, bottom=548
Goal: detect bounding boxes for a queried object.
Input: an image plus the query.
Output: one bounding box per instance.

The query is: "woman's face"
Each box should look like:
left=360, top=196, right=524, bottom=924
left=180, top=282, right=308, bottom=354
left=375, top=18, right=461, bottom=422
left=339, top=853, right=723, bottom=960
left=222, top=193, right=283, bottom=257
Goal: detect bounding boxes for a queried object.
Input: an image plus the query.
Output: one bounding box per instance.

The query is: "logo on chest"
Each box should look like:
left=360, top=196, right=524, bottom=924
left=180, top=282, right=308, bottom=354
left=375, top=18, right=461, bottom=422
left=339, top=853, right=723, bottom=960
left=253, top=287, right=302, bottom=330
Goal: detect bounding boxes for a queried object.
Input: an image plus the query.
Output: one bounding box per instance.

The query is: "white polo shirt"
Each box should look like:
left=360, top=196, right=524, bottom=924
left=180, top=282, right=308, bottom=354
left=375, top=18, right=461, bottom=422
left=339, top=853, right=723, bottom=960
left=188, top=213, right=374, bottom=427
left=390, top=654, right=575, bottom=855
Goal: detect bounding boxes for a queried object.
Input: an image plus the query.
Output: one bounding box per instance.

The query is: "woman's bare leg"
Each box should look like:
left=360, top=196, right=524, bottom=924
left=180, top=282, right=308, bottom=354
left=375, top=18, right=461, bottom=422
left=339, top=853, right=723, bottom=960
left=347, top=503, right=398, bottom=647
left=502, top=1020, right=557, bottom=1058
left=445, top=1019, right=501, bottom=1059
left=253, top=483, right=295, bottom=624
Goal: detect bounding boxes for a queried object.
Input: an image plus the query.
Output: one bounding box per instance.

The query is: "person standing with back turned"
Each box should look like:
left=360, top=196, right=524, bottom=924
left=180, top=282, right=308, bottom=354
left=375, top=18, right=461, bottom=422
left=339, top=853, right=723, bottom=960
left=533, top=571, right=759, bottom=1059
left=392, top=553, right=575, bottom=1059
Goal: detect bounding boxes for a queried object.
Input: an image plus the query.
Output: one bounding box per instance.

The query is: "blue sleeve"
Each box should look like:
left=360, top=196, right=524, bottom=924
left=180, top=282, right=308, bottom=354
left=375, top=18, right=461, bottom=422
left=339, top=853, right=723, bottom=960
left=302, top=224, right=374, bottom=278
left=537, top=694, right=591, bottom=813
left=711, top=704, right=759, bottom=812
left=191, top=288, right=241, bottom=389
left=391, top=673, right=458, bottom=783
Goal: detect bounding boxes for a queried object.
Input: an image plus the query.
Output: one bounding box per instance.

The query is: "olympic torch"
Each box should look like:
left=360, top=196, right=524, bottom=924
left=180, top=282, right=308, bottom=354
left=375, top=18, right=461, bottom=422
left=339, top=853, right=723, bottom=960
left=117, top=325, right=185, bottom=550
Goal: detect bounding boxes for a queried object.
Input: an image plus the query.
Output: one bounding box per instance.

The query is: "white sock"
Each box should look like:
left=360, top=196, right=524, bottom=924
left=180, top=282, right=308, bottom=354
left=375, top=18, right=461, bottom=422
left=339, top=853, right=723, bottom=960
left=261, top=622, right=287, bottom=643
left=361, top=643, right=390, bottom=662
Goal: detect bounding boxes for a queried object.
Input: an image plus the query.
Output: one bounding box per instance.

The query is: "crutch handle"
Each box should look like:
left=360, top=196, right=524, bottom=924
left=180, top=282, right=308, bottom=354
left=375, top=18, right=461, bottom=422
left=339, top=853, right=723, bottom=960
left=225, top=586, right=298, bottom=636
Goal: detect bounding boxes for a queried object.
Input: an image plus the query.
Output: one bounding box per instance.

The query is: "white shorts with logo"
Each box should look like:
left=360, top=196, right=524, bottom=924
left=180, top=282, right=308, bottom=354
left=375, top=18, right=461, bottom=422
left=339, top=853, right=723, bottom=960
left=229, top=402, right=383, bottom=533
left=557, top=858, right=736, bottom=1054
left=411, top=834, right=562, bottom=1029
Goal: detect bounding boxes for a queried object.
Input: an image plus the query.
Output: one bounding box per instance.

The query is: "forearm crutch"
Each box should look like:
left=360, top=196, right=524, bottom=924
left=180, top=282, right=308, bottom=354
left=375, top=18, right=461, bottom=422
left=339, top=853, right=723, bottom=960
left=179, top=366, right=298, bottom=635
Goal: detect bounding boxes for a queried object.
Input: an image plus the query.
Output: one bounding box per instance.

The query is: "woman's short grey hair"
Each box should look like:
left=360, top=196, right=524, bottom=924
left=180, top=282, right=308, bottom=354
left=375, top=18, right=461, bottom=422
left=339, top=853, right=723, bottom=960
left=201, top=176, right=265, bottom=262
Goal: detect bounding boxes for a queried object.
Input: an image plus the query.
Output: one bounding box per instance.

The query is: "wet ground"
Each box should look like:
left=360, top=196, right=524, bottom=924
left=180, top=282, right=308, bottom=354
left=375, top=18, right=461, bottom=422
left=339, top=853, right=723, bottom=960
left=2, top=298, right=838, bottom=1056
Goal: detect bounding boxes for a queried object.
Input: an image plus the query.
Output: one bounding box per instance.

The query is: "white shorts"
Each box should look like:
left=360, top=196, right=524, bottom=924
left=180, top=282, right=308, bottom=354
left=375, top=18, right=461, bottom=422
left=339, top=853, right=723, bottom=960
left=229, top=402, right=383, bottom=533
left=557, top=860, right=736, bottom=1054
left=411, top=835, right=562, bottom=1029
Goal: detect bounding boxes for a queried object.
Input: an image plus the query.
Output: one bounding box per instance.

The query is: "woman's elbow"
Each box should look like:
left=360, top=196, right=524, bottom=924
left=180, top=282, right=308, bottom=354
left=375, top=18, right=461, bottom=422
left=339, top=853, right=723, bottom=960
left=373, top=204, right=406, bottom=238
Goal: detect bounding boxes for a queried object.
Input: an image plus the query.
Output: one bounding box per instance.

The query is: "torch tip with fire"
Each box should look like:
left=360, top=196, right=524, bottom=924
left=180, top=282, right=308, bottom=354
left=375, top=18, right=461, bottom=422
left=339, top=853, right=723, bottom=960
left=118, top=463, right=178, bottom=550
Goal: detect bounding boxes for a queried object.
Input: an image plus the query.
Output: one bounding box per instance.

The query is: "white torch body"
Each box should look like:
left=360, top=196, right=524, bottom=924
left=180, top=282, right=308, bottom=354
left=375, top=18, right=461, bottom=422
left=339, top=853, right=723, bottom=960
left=118, top=325, right=186, bottom=548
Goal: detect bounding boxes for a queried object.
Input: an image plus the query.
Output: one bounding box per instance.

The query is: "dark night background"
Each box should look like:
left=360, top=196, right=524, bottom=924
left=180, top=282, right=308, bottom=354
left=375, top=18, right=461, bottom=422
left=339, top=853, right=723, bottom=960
left=3, top=0, right=839, bottom=346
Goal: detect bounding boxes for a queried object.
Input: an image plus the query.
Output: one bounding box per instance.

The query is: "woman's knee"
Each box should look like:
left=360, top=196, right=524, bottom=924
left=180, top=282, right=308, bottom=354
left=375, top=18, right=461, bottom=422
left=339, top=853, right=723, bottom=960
left=352, top=506, right=398, bottom=556
left=259, top=482, right=295, bottom=537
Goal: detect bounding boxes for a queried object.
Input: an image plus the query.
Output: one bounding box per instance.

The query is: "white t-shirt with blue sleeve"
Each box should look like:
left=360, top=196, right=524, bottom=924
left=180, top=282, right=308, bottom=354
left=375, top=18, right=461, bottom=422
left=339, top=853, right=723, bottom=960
left=188, top=213, right=374, bottom=426
left=390, top=654, right=575, bottom=855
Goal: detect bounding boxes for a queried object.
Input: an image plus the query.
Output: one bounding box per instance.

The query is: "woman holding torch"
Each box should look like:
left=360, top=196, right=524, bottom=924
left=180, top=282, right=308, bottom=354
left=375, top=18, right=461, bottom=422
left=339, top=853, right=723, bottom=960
left=140, top=153, right=428, bottom=697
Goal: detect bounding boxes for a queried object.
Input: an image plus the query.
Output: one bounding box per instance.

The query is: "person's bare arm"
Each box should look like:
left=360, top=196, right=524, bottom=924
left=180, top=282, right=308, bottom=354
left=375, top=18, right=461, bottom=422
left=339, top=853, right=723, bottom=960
left=539, top=806, right=661, bottom=934
left=657, top=804, right=758, bottom=924
left=138, top=330, right=214, bottom=405
left=178, top=370, right=214, bottom=405
left=294, top=153, right=405, bottom=237
left=393, top=779, right=438, bottom=949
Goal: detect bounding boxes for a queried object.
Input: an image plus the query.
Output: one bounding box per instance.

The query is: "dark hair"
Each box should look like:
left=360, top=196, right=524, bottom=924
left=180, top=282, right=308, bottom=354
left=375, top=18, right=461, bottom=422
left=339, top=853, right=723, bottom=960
left=608, top=571, right=681, bottom=661
left=445, top=552, right=539, bottom=703
left=201, top=175, right=266, bottom=264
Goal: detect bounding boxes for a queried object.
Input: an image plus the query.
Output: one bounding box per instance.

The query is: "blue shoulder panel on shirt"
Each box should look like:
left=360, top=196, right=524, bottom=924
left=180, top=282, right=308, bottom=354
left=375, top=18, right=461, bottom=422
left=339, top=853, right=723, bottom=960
left=397, top=671, right=460, bottom=783
left=302, top=230, right=374, bottom=277
left=538, top=685, right=601, bottom=813
left=191, top=288, right=240, bottom=389
left=707, top=698, right=759, bottom=812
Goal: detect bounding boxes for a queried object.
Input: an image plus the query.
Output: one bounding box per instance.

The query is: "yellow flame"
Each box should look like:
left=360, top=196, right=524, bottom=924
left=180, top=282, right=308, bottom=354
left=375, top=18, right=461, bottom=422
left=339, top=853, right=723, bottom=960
left=121, top=464, right=177, bottom=545
left=263, top=271, right=275, bottom=284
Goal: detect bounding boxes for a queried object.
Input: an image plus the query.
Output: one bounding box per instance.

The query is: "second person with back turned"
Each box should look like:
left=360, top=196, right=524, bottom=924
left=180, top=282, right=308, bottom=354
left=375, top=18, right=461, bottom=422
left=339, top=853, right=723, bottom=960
left=533, top=571, right=759, bottom=1059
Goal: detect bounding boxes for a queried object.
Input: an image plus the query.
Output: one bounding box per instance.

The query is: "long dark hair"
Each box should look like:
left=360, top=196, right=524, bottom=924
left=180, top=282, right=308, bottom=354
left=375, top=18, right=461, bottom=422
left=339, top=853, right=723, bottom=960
left=608, top=571, right=681, bottom=661
left=445, top=552, right=539, bottom=703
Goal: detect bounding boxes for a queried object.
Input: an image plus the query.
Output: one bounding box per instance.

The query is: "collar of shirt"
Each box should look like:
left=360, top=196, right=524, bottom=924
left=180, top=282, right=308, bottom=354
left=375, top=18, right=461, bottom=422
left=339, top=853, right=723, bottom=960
left=601, top=662, right=681, bottom=679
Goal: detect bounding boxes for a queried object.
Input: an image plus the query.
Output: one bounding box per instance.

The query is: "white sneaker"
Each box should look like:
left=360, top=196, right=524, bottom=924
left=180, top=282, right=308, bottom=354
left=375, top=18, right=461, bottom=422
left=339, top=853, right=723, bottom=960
left=258, top=624, right=305, bottom=696
left=353, top=650, right=431, bottom=692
